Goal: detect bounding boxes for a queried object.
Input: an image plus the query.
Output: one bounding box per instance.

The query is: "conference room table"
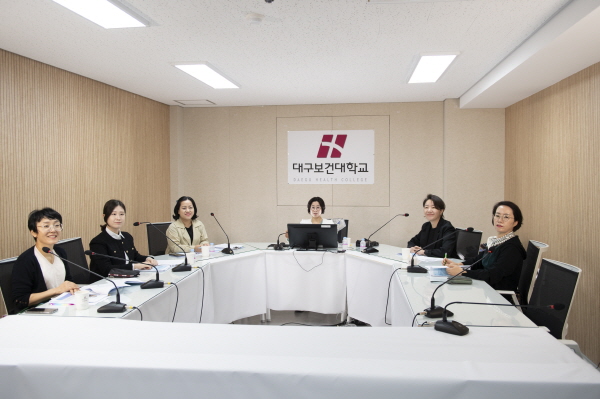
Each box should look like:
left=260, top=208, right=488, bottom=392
left=4, top=243, right=600, bottom=398
left=1, top=315, right=599, bottom=399
left=20, top=243, right=535, bottom=328
left=18, top=242, right=535, bottom=327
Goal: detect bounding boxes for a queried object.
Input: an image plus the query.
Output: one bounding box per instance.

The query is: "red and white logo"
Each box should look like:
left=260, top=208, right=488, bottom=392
left=317, top=134, right=347, bottom=158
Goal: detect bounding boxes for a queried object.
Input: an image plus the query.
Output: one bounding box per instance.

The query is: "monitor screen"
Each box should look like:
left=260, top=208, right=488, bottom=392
left=287, top=223, right=339, bottom=250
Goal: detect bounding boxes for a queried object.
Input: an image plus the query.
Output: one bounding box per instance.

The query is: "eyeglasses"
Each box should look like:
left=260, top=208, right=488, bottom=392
left=37, top=223, right=63, bottom=232
left=493, top=214, right=513, bottom=221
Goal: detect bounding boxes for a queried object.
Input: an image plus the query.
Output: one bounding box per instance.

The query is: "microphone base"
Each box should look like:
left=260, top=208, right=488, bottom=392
left=424, top=306, right=453, bottom=318
left=363, top=247, right=379, bottom=254
left=434, top=320, right=469, bottom=336
left=140, top=279, right=164, bottom=289
left=407, top=265, right=428, bottom=273
left=97, top=302, right=127, bottom=313
left=172, top=264, right=192, bottom=272
left=221, top=247, right=234, bottom=255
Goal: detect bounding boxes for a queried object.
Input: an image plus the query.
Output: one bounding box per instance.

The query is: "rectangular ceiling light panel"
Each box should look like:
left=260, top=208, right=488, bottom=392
left=52, top=0, right=148, bottom=29
left=174, top=64, right=239, bottom=89
left=408, top=54, right=458, bottom=83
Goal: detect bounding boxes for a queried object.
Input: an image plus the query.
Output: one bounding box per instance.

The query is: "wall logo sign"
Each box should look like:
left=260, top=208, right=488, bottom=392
left=288, top=130, right=374, bottom=184
left=317, top=134, right=347, bottom=158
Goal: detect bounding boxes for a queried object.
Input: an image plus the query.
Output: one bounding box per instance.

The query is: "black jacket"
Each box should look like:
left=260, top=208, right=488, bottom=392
left=89, top=229, right=148, bottom=280
left=407, top=219, right=458, bottom=258
left=11, top=246, right=72, bottom=312
left=463, top=235, right=526, bottom=291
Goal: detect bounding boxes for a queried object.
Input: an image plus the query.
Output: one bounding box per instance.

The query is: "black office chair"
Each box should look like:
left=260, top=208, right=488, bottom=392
left=455, top=228, right=482, bottom=260
left=336, top=219, right=349, bottom=244
left=146, top=222, right=171, bottom=256
left=55, top=237, right=90, bottom=285
left=0, top=257, right=18, bottom=315
left=497, top=240, right=549, bottom=306
left=524, top=259, right=581, bottom=339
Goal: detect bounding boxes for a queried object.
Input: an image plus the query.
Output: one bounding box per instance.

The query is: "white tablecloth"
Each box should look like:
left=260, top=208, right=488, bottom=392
left=265, top=250, right=346, bottom=313
left=1, top=316, right=599, bottom=399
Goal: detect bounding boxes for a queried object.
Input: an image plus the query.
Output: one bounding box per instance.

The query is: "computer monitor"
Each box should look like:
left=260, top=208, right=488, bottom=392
left=287, top=224, right=339, bottom=250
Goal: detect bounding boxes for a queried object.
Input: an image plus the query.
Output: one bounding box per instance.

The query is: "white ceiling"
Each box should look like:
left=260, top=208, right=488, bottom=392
left=1, top=0, right=599, bottom=108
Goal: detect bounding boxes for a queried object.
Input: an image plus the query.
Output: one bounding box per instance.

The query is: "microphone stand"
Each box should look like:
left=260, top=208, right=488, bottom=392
left=85, top=250, right=163, bottom=289
left=435, top=301, right=565, bottom=336
left=134, top=222, right=191, bottom=272
left=270, top=232, right=286, bottom=251
left=43, top=247, right=126, bottom=313
left=356, top=213, right=409, bottom=252
left=422, top=248, right=495, bottom=317
left=211, top=213, right=233, bottom=254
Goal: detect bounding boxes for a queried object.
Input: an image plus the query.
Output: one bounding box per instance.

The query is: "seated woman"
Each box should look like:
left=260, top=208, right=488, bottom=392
left=408, top=194, right=457, bottom=258
left=444, top=201, right=526, bottom=291
left=11, top=208, right=79, bottom=312
left=301, top=197, right=335, bottom=225
left=165, top=196, right=209, bottom=254
left=89, top=199, right=157, bottom=279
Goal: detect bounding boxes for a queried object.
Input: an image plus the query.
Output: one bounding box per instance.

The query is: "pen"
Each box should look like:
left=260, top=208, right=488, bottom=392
left=444, top=253, right=447, bottom=265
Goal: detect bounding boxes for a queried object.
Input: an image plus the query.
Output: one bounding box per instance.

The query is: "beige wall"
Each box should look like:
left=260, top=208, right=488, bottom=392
left=170, top=101, right=504, bottom=249
left=506, top=62, right=600, bottom=364
left=0, top=49, right=171, bottom=261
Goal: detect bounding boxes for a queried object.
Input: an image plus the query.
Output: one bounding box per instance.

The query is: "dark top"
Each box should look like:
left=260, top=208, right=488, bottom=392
left=11, top=246, right=72, bottom=312
left=89, top=229, right=148, bottom=280
left=185, top=225, right=194, bottom=243
left=407, top=219, right=458, bottom=258
left=463, top=235, right=526, bottom=291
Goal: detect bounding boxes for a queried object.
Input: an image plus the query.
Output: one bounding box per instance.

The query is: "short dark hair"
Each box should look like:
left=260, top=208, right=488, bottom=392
left=173, top=196, right=198, bottom=220
left=492, top=201, right=523, bottom=232
left=307, top=197, right=325, bottom=214
left=423, top=194, right=446, bottom=219
left=28, top=208, right=62, bottom=240
left=101, top=199, right=126, bottom=230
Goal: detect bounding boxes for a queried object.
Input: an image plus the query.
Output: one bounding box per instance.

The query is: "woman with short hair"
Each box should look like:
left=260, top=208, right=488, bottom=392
left=408, top=194, right=457, bottom=258
left=165, top=196, right=209, bottom=254
left=444, top=201, right=526, bottom=291
left=11, top=208, right=79, bottom=311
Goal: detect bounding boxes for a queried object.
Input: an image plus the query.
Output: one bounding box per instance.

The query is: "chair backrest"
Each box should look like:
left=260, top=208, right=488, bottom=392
left=54, top=237, right=90, bottom=284
left=337, top=219, right=349, bottom=244
left=455, top=228, right=483, bottom=260
left=518, top=240, right=549, bottom=305
left=146, top=222, right=171, bottom=256
left=0, top=257, right=18, bottom=315
left=525, top=259, right=581, bottom=339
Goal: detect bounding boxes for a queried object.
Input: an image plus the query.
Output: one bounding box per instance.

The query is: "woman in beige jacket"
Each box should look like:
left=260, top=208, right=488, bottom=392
left=165, top=196, right=209, bottom=254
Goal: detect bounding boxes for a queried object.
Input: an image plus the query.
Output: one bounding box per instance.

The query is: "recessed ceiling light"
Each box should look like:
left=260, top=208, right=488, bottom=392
left=173, top=63, right=240, bottom=89
left=52, top=0, right=149, bottom=29
left=408, top=53, right=459, bottom=83
left=174, top=100, right=216, bottom=106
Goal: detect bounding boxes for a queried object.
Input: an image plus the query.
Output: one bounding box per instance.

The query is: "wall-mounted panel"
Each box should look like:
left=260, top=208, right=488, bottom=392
left=0, top=49, right=170, bottom=259
left=506, top=62, right=600, bottom=364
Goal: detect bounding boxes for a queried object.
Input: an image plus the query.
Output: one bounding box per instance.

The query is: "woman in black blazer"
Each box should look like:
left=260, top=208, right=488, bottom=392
left=89, top=199, right=157, bottom=279
left=408, top=194, right=457, bottom=258
left=11, top=208, right=79, bottom=311
left=444, top=201, right=526, bottom=291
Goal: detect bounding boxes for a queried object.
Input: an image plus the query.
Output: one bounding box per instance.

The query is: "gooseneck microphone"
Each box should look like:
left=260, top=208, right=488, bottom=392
left=357, top=213, right=409, bottom=253
left=84, top=250, right=163, bottom=289
left=211, top=213, right=233, bottom=254
left=270, top=232, right=286, bottom=251
left=134, top=222, right=191, bottom=272
left=434, top=301, right=565, bottom=336
left=43, top=247, right=126, bottom=313
left=407, top=227, right=474, bottom=274
left=423, top=246, right=492, bottom=318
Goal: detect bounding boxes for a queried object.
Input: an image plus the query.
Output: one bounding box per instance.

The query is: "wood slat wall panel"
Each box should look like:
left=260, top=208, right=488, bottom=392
left=0, top=49, right=170, bottom=262
left=506, top=62, right=600, bottom=364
